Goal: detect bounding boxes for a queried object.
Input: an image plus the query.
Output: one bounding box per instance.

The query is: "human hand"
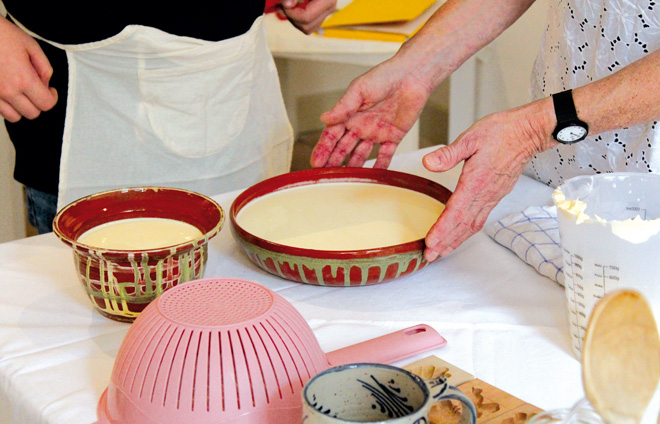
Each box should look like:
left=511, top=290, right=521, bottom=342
left=0, top=17, right=57, bottom=122
left=281, top=0, right=337, bottom=34
left=421, top=100, right=557, bottom=261
left=311, top=59, right=433, bottom=169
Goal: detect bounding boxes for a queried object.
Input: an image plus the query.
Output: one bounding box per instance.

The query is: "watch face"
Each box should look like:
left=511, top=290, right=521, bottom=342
left=557, top=125, right=588, bottom=142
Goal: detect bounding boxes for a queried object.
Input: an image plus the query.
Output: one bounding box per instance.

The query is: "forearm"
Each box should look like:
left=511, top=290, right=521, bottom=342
left=522, top=48, right=660, bottom=154
left=396, top=0, right=537, bottom=89
left=573, top=49, right=660, bottom=135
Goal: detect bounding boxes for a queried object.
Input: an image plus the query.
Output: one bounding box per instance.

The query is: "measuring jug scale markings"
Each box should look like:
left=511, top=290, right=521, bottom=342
left=562, top=250, right=622, bottom=353
left=554, top=173, right=660, bottom=358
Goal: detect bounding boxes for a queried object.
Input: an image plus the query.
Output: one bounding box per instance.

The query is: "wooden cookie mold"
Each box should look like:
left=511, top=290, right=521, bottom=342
left=404, top=356, right=543, bottom=424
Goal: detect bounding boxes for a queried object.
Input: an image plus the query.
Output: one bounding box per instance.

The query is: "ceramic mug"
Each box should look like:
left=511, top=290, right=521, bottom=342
left=302, top=363, right=477, bottom=424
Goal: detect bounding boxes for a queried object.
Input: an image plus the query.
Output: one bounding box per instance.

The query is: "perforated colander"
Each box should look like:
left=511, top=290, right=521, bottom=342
left=96, top=278, right=446, bottom=424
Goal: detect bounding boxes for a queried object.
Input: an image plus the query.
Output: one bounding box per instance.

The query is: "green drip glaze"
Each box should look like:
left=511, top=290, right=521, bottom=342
left=73, top=245, right=207, bottom=320
left=238, top=241, right=424, bottom=286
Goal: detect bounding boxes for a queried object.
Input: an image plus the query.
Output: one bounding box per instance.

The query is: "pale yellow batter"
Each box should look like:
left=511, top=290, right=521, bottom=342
left=77, top=217, right=203, bottom=250
left=237, top=182, right=445, bottom=250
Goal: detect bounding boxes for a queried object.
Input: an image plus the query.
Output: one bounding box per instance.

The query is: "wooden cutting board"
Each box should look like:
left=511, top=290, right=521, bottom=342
left=404, top=356, right=543, bottom=424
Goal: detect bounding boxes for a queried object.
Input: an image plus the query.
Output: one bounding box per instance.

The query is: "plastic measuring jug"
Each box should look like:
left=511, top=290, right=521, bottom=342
left=553, top=173, right=660, bottom=358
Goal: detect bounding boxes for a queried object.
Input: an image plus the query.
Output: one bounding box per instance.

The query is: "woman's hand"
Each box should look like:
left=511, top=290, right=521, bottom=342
left=421, top=99, right=557, bottom=261
left=311, top=58, right=434, bottom=169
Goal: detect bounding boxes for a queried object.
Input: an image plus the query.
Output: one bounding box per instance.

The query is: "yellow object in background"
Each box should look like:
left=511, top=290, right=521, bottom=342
left=320, top=0, right=441, bottom=42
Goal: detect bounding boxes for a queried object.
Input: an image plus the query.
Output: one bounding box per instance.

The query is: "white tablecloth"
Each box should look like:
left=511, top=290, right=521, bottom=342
left=1, top=147, right=654, bottom=424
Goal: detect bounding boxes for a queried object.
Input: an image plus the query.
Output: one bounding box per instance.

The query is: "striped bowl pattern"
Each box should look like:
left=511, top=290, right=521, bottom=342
left=54, top=187, right=224, bottom=322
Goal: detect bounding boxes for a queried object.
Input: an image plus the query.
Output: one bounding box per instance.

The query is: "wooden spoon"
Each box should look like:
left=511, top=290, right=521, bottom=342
left=582, top=289, right=660, bottom=424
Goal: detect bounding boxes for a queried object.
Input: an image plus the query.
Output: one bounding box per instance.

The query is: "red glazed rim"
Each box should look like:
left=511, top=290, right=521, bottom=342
left=53, top=186, right=225, bottom=258
left=229, top=168, right=452, bottom=260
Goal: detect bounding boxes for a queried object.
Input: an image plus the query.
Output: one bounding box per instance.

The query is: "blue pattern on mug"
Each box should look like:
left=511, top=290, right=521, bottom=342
left=429, top=376, right=449, bottom=399
left=309, top=393, right=339, bottom=418
left=302, top=363, right=477, bottom=424
left=311, top=373, right=416, bottom=419
left=358, top=375, right=415, bottom=418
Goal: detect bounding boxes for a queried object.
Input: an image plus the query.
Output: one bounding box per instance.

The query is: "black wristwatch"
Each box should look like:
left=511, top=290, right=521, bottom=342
left=551, top=89, right=589, bottom=144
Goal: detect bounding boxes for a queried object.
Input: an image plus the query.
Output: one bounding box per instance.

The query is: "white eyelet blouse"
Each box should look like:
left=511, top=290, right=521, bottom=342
left=524, top=0, right=660, bottom=187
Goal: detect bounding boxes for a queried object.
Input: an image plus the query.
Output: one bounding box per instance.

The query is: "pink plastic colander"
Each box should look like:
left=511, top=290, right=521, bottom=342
left=96, top=278, right=446, bottom=424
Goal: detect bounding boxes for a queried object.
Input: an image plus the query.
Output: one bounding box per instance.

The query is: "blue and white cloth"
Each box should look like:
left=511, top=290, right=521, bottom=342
left=485, top=206, right=564, bottom=286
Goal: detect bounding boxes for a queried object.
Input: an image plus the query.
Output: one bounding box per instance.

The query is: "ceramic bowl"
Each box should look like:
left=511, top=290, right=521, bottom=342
left=229, top=168, right=452, bottom=286
left=53, top=187, right=224, bottom=322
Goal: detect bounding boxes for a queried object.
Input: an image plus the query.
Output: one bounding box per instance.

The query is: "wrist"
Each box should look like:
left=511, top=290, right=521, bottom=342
left=520, top=96, right=561, bottom=154
left=385, top=46, right=453, bottom=109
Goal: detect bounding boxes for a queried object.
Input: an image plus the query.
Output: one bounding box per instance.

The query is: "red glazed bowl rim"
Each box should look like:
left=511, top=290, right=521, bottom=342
left=53, top=186, right=225, bottom=257
left=229, top=168, right=452, bottom=260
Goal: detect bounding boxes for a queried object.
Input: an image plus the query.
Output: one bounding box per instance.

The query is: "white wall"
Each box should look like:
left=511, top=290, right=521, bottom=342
left=477, top=0, right=548, bottom=115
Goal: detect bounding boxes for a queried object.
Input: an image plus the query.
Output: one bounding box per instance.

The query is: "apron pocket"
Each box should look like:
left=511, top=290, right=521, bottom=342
left=138, top=46, right=255, bottom=158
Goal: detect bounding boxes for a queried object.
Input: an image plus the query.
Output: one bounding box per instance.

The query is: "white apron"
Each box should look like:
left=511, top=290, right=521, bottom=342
left=524, top=0, right=660, bottom=188
left=14, top=16, right=293, bottom=210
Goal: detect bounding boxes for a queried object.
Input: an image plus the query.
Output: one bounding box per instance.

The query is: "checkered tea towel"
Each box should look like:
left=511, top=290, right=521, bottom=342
left=485, top=206, right=564, bottom=286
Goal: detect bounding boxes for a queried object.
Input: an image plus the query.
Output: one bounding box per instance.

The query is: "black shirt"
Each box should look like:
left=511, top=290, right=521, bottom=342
left=4, top=2, right=266, bottom=194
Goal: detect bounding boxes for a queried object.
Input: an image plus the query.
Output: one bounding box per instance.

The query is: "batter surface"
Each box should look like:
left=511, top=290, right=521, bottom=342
left=77, top=217, right=203, bottom=249
left=237, top=182, right=445, bottom=250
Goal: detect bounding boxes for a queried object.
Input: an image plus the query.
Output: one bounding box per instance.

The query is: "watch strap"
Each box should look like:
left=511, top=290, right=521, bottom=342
left=552, top=89, right=579, bottom=124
